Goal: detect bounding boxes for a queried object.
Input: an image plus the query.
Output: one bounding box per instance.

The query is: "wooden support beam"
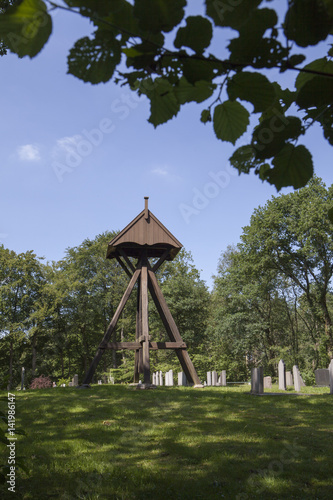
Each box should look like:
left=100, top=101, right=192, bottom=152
left=134, top=275, right=141, bottom=382
left=147, top=267, right=201, bottom=385
left=100, top=341, right=187, bottom=350
left=118, top=248, right=136, bottom=274
left=152, top=248, right=170, bottom=273
left=115, top=255, right=132, bottom=279
left=82, top=268, right=141, bottom=385
left=141, top=262, right=150, bottom=384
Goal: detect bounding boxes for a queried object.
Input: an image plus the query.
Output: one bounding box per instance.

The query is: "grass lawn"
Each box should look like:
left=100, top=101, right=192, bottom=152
left=1, top=384, right=332, bottom=499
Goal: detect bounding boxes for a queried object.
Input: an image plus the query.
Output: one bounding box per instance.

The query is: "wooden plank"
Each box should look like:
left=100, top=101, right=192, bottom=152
left=134, top=276, right=141, bottom=382
left=152, top=248, right=170, bottom=273
left=82, top=268, right=141, bottom=385
left=101, top=342, right=141, bottom=350
left=150, top=341, right=186, bottom=349
left=141, top=262, right=150, bottom=384
left=118, top=248, right=136, bottom=274
left=147, top=267, right=201, bottom=385
left=101, top=341, right=186, bottom=350
left=115, top=255, right=132, bottom=279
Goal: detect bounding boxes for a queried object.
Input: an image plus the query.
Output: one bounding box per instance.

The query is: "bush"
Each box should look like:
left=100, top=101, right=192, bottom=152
left=29, top=375, right=52, bottom=389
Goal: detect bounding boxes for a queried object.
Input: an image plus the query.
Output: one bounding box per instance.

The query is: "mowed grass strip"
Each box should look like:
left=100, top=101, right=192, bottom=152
left=0, top=385, right=332, bottom=500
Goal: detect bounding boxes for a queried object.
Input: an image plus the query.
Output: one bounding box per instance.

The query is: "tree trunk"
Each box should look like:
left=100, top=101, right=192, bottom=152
left=32, top=334, right=37, bottom=378
left=7, top=337, right=13, bottom=391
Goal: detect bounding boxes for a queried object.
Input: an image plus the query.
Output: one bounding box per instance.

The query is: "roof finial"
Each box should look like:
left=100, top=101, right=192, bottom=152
left=144, top=196, right=149, bottom=219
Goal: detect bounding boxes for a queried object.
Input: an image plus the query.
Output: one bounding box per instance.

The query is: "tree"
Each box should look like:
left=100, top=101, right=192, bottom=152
left=0, top=246, right=45, bottom=389
left=0, top=0, right=332, bottom=190
left=240, top=176, right=333, bottom=363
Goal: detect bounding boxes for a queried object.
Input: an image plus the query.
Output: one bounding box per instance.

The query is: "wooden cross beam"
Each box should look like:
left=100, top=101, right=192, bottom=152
left=99, top=341, right=187, bottom=350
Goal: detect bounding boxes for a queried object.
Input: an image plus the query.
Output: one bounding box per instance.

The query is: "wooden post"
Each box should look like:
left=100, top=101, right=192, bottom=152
left=134, top=275, right=141, bottom=383
left=141, top=257, right=150, bottom=384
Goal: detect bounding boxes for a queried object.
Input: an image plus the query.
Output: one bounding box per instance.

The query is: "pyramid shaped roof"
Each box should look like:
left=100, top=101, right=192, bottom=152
left=106, top=199, right=182, bottom=261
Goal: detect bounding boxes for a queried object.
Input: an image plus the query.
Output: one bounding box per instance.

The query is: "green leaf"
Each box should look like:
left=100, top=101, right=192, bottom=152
left=284, top=0, right=333, bottom=47
left=328, top=206, right=333, bottom=224
left=205, top=0, right=261, bottom=30
left=296, top=75, right=333, bottom=109
left=174, top=15, right=212, bottom=54
left=174, top=77, right=215, bottom=105
left=229, top=36, right=288, bottom=69
left=133, top=0, right=186, bottom=33
left=139, top=77, right=180, bottom=127
left=253, top=116, right=304, bottom=160
left=67, top=33, right=121, bottom=84
left=180, top=60, right=201, bottom=83
left=227, top=72, right=276, bottom=113
left=200, top=109, right=211, bottom=123
left=229, top=145, right=255, bottom=174
left=267, top=144, right=314, bottom=190
left=295, top=58, right=333, bottom=90
left=182, top=57, right=216, bottom=84
left=213, top=100, right=249, bottom=145
left=0, top=0, right=52, bottom=58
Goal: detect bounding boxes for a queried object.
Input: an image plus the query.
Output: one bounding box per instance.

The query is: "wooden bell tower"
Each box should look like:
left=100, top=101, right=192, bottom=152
left=81, top=197, right=201, bottom=387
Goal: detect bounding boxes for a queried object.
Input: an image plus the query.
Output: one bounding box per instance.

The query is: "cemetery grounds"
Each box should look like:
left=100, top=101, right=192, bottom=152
left=0, top=384, right=332, bottom=499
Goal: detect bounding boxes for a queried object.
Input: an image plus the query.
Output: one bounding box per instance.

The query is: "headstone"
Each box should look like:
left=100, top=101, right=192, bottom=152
left=21, top=367, right=25, bottom=391
left=251, top=367, right=263, bottom=395
left=329, top=359, right=333, bottom=395
left=315, top=369, right=329, bottom=386
left=69, top=381, right=73, bottom=387
left=98, top=380, right=102, bottom=385
left=264, top=376, right=272, bottom=389
left=207, top=371, right=212, bottom=386
left=220, top=370, right=227, bottom=386
left=159, top=371, right=163, bottom=386
left=212, top=370, right=218, bottom=386
left=178, top=372, right=187, bottom=386
left=293, top=365, right=301, bottom=392
left=165, top=370, right=174, bottom=386
left=73, top=374, right=79, bottom=386
left=286, top=371, right=293, bottom=386
left=53, top=382, right=57, bottom=388
left=169, top=370, right=174, bottom=386
left=203, top=381, right=207, bottom=386
left=152, top=373, right=156, bottom=385
left=278, top=359, right=286, bottom=390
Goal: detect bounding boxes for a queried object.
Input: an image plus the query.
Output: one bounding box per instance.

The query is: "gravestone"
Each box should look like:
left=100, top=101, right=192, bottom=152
left=329, top=359, right=333, bottom=395
left=212, top=370, right=218, bottom=386
left=207, top=371, right=212, bottom=386
left=286, top=371, right=293, bottom=386
left=159, top=371, right=163, bottom=386
left=73, top=374, right=79, bottom=386
left=178, top=372, right=187, bottom=386
left=264, top=376, right=272, bottom=389
left=315, top=369, right=329, bottom=386
left=293, top=365, right=301, bottom=392
left=152, top=373, right=156, bottom=385
left=69, top=382, right=73, bottom=387
left=21, top=367, right=25, bottom=391
left=98, top=380, right=102, bottom=385
left=278, top=359, right=286, bottom=390
left=220, top=370, right=227, bottom=387
left=165, top=370, right=174, bottom=386
left=251, top=367, right=263, bottom=395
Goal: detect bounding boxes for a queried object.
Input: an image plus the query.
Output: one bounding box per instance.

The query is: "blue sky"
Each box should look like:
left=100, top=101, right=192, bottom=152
left=1, top=2, right=332, bottom=288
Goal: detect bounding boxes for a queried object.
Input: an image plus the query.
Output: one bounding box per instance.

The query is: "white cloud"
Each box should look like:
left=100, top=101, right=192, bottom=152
left=17, top=144, right=41, bottom=161
left=151, top=166, right=168, bottom=176
left=51, top=135, right=82, bottom=161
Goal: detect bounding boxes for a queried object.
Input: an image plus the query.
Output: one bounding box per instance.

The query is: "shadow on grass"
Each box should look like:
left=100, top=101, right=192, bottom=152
left=0, top=386, right=332, bottom=499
